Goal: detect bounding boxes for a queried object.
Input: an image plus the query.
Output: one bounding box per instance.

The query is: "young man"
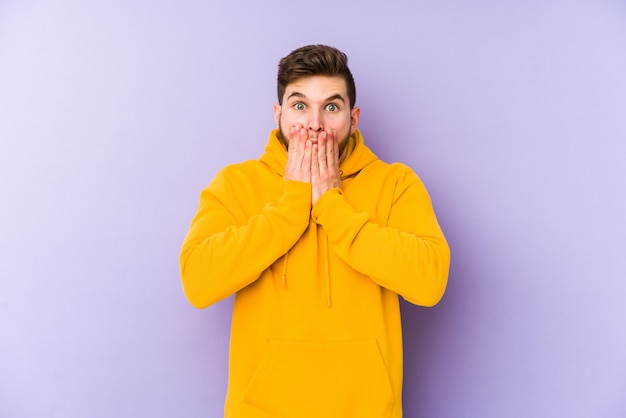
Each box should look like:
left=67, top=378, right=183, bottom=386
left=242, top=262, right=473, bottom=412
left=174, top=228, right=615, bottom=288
left=180, top=45, right=450, bottom=418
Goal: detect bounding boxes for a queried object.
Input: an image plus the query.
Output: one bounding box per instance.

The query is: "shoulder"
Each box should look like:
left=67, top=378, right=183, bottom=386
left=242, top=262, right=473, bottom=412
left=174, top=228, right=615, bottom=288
left=214, top=159, right=269, bottom=181
left=202, top=159, right=270, bottom=196
left=362, top=160, right=422, bottom=183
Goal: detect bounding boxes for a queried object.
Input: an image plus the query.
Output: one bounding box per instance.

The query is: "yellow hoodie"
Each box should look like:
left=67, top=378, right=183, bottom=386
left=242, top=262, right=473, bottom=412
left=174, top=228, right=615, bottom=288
left=180, top=129, right=450, bottom=418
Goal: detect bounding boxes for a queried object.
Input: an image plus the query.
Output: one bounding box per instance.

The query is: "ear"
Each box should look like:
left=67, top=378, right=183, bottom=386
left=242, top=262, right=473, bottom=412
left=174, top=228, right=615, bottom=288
left=350, top=106, right=361, bottom=134
left=273, top=103, right=282, bottom=127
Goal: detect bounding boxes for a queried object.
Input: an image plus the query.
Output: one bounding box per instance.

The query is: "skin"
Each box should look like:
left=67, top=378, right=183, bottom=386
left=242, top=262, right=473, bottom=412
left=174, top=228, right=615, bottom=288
left=274, top=75, right=361, bottom=205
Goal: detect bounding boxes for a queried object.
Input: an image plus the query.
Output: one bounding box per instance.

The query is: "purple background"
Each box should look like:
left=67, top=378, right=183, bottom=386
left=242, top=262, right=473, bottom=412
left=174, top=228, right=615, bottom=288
left=1, top=1, right=625, bottom=417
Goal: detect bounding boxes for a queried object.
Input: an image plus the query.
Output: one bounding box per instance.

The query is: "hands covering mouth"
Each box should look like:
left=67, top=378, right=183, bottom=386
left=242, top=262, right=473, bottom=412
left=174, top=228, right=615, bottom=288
left=284, top=124, right=341, bottom=205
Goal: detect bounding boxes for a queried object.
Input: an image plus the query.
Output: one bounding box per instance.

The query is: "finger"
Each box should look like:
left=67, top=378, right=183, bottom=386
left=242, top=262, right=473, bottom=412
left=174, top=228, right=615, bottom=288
left=333, top=131, right=340, bottom=169
left=297, top=127, right=309, bottom=166
left=287, top=126, right=305, bottom=160
left=311, top=140, right=319, bottom=177
left=287, top=126, right=296, bottom=156
left=322, top=130, right=336, bottom=171
left=287, top=125, right=299, bottom=152
left=303, top=139, right=313, bottom=182
left=317, top=131, right=328, bottom=170
left=286, top=126, right=298, bottom=167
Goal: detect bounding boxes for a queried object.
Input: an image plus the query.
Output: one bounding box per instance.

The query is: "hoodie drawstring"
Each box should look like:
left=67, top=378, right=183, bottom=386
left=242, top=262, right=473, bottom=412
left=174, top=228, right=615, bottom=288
left=279, top=235, right=332, bottom=307
left=323, top=234, right=332, bottom=307
left=281, top=251, right=289, bottom=288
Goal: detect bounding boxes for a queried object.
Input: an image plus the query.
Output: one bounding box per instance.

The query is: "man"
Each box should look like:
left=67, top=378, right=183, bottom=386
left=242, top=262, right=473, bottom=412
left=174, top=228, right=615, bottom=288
left=180, top=44, right=450, bottom=418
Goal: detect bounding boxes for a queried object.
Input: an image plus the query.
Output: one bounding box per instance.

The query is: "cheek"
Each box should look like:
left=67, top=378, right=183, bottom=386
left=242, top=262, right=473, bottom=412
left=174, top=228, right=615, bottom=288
left=280, top=111, right=304, bottom=126
left=334, top=115, right=353, bottom=134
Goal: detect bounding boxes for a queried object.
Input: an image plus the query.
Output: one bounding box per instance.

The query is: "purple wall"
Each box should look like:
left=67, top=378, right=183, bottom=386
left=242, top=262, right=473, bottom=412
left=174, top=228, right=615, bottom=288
left=1, top=1, right=625, bottom=417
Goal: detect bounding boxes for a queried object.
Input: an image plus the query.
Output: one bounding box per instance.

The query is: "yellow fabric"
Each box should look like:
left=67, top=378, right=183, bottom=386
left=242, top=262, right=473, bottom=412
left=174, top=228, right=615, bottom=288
left=180, top=129, right=450, bottom=418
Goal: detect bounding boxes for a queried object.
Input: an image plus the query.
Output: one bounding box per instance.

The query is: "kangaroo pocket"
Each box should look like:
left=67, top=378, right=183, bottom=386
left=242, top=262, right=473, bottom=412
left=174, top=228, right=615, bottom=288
left=242, top=339, right=394, bottom=418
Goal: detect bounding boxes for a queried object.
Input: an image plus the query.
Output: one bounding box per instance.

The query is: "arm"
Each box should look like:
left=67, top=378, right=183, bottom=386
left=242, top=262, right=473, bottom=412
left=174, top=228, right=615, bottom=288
left=179, top=171, right=311, bottom=308
left=180, top=131, right=314, bottom=308
left=311, top=168, right=450, bottom=307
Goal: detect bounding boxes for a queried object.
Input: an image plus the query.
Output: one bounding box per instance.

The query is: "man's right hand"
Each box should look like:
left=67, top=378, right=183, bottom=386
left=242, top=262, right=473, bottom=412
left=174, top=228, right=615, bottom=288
left=284, top=124, right=313, bottom=183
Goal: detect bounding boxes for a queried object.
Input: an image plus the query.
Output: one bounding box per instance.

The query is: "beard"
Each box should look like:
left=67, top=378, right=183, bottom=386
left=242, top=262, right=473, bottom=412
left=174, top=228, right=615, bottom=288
left=277, top=119, right=351, bottom=161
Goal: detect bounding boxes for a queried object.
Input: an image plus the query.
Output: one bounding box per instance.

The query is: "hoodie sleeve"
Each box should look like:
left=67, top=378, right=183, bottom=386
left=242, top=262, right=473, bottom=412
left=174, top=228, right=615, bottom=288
left=311, top=165, right=450, bottom=307
left=180, top=167, right=312, bottom=309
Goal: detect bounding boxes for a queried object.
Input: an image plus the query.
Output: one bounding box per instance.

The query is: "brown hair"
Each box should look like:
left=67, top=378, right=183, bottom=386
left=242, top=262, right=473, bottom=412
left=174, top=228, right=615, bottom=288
left=277, top=45, right=356, bottom=108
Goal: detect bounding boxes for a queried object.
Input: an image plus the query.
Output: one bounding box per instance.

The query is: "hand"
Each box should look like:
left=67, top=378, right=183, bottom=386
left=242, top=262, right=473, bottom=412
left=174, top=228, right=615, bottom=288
left=311, top=129, right=341, bottom=205
left=284, top=124, right=312, bottom=183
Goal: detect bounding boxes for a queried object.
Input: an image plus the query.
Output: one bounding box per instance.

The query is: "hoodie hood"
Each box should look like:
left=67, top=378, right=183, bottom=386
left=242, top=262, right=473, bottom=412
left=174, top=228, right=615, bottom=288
left=260, top=128, right=379, bottom=179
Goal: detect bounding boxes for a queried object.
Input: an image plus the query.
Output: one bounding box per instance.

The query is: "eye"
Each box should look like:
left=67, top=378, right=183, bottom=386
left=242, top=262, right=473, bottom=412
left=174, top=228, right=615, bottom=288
left=325, top=103, right=339, bottom=112
left=294, top=102, right=306, bottom=111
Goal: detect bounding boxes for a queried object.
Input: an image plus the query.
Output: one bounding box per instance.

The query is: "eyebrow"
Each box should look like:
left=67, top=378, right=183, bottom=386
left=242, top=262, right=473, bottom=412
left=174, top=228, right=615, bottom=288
left=287, top=92, right=346, bottom=103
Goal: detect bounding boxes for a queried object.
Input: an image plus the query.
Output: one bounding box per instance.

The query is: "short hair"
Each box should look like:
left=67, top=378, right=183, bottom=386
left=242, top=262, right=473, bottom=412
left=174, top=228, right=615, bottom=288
left=277, top=45, right=356, bottom=109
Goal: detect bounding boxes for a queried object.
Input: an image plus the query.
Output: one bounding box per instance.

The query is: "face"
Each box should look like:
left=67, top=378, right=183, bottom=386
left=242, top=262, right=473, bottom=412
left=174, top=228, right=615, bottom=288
left=274, top=75, right=360, bottom=154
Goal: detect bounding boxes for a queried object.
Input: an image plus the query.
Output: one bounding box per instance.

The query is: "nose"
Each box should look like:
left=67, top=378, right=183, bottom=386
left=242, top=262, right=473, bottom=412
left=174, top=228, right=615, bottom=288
left=308, top=110, right=323, bottom=133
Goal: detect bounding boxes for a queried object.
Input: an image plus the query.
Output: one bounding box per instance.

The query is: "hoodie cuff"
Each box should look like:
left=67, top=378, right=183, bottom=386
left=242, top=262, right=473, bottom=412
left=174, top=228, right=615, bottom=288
left=281, top=179, right=312, bottom=217
left=283, top=179, right=312, bottom=199
left=311, top=188, right=342, bottom=222
left=312, top=188, right=368, bottom=227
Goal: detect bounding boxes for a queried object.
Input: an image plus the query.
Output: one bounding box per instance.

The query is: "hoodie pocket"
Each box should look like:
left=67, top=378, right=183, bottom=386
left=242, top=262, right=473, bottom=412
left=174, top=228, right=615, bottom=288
left=242, top=339, right=394, bottom=418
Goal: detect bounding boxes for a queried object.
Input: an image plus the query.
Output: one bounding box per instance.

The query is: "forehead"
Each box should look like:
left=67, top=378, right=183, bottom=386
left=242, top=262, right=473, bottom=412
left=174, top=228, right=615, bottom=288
left=284, top=75, right=347, bottom=100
